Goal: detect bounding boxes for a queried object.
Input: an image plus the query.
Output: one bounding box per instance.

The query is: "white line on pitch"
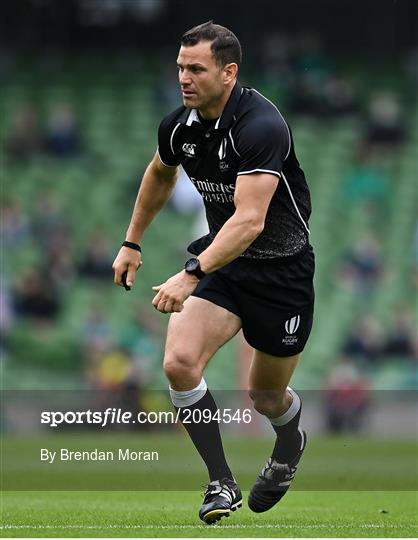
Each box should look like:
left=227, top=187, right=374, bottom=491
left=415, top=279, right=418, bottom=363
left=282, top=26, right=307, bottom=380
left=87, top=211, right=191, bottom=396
left=1, top=524, right=412, bottom=530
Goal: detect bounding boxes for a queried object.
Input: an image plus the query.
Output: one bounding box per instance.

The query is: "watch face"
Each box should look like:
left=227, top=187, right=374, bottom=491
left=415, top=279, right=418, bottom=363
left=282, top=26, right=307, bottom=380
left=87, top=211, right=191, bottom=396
left=185, top=258, right=199, bottom=273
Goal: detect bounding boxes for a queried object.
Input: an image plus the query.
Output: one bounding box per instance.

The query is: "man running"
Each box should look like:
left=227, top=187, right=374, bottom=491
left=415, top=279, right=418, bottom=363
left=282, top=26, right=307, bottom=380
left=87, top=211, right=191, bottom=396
left=113, top=20, right=314, bottom=524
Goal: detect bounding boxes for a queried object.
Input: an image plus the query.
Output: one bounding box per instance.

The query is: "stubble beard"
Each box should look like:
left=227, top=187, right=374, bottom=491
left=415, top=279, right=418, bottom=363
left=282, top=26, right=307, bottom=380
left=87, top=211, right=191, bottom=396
left=196, top=89, right=224, bottom=116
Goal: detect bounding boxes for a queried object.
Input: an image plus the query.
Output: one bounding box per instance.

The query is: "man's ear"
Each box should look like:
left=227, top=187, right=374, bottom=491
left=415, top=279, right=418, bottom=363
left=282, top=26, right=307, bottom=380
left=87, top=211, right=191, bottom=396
left=223, top=63, right=238, bottom=85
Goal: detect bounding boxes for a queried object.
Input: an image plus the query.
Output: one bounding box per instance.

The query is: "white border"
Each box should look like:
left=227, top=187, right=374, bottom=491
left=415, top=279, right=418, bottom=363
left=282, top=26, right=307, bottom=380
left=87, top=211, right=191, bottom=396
left=228, top=129, right=241, bottom=157
left=169, top=122, right=181, bottom=155
left=281, top=171, right=310, bottom=234
left=157, top=148, right=178, bottom=168
left=237, top=168, right=281, bottom=179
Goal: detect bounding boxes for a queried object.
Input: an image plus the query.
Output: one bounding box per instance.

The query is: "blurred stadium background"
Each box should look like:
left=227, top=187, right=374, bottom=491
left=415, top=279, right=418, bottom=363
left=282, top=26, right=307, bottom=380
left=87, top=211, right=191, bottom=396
left=1, top=0, right=417, bottom=439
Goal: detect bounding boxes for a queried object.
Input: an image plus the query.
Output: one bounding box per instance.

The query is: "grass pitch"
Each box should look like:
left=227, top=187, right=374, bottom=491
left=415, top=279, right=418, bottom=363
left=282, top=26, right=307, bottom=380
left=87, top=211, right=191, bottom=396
left=2, top=433, right=417, bottom=491
left=1, top=434, right=417, bottom=537
left=1, top=490, right=417, bottom=537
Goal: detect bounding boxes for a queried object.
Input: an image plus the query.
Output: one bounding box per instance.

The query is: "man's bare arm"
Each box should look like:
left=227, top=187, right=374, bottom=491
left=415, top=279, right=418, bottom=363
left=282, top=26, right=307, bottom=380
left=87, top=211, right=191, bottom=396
left=150, top=173, right=278, bottom=313
left=113, top=152, right=178, bottom=288
left=125, top=152, right=179, bottom=244
left=198, top=173, right=279, bottom=273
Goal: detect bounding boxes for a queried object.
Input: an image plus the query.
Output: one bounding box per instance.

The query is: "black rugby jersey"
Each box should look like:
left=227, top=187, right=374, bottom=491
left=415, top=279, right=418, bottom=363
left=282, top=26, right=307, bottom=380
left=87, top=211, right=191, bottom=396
left=157, top=81, right=312, bottom=260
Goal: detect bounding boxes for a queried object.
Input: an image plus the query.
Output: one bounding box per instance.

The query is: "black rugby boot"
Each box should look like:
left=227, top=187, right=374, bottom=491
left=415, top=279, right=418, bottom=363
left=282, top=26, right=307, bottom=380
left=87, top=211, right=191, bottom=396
left=199, top=478, right=242, bottom=524
left=248, top=430, right=307, bottom=513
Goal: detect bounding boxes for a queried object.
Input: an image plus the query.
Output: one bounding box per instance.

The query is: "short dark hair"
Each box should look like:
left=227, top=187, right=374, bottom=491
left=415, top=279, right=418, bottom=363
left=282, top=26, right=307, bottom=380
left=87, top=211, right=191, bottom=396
left=181, top=21, right=242, bottom=68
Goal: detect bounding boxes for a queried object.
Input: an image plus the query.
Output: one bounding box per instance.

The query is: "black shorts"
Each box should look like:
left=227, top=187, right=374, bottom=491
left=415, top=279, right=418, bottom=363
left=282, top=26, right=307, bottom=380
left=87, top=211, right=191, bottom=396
left=192, top=245, right=315, bottom=357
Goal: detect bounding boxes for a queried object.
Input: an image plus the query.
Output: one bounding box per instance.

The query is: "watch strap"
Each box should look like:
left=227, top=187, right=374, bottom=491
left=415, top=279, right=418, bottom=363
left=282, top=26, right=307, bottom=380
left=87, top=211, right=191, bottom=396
left=185, top=258, right=206, bottom=280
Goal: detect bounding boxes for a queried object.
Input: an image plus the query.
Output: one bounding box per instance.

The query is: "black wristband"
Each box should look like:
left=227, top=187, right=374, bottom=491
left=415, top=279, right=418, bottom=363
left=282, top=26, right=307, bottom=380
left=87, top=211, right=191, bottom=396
left=122, top=241, right=142, bottom=253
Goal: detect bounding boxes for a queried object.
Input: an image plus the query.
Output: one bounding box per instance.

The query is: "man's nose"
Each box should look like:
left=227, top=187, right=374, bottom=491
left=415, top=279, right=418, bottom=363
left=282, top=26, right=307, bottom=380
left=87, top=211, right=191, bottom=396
left=179, top=70, right=191, bottom=85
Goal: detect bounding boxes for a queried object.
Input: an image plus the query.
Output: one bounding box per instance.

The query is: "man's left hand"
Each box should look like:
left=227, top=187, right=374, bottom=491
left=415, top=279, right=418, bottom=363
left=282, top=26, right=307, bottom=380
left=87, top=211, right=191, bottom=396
left=152, top=271, right=199, bottom=313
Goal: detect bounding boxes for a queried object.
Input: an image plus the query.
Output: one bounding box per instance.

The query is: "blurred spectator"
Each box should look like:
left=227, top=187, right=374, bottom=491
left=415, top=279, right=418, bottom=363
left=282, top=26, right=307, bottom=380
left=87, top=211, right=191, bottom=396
left=85, top=343, right=145, bottom=430
left=78, top=235, right=114, bottom=280
left=414, top=221, right=418, bottom=289
left=288, top=78, right=320, bottom=116
left=324, top=357, right=370, bottom=433
left=321, top=76, right=357, bottom=118
left=1, top=199, right=30, bottom=246
left=0, top=277, right=14, bottom=333
left=383, top=307, right=417, bottom=359
left=262, top=32, right=292, bottom=74
left=85, top=344, right=143, bottom=397
left=289, top=75, right=358, bottom=119
left=155, top=60, right=182, bottom=113
left=96, top=348, right=136, bottom=390
left=403, top=47, right=418, bottom=91
left=5, top=104, right=42, bottom=162
left=342, top=315, right=384, bottom=364
left=259, top=32, right=294, bottom=90
left=339, top=233, right=384, bottom=293
left=82, top=308, right=113, bottom=350
left=33, top=191, right=71, bottom=250
left=116, top=305, right=164, bottom=386
left=342, top=144, right=390, bottom=207
left=365, top=92, right=406, bottom=148
left=13, top=268, right=61, bottom=321
left=293, top=32, right=329, bottom=81
left=44, top=243, right=76, bottom=288
left=0, top=276, right=15, bottom=358
left=45, top=103, right=82, bottom=158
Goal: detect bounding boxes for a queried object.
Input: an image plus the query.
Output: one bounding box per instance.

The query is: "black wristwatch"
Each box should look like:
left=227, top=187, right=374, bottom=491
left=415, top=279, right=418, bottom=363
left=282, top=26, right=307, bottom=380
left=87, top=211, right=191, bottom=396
left=184, top=258, right=206, bottom=280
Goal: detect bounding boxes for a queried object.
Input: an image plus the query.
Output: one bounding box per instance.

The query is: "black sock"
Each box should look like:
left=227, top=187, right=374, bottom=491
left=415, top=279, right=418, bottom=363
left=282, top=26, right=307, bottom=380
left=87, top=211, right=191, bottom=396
left=175, top=390, right=233, bottom=482
left=271, top=390, right=303, bottom=463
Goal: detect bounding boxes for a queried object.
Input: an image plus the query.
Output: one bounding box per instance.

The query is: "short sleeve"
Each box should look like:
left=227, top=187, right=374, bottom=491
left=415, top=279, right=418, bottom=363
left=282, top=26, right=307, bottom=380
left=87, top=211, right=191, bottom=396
left=235, top=115, right=290, bottom=177
left=157, top=114, right=181, bottom=167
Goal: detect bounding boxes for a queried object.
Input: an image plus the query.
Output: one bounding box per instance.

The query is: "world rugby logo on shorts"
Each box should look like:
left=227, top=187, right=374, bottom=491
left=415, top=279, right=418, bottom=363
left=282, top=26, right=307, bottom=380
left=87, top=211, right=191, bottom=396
left=285, top=315, right=300, bottom=335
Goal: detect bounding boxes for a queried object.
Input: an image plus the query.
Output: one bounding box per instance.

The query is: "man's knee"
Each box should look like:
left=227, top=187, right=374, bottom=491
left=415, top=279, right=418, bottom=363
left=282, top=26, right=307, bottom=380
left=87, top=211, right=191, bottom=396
left=163, top=349, right=202, bottom=387
left=249, top=389, right=290, bottom=418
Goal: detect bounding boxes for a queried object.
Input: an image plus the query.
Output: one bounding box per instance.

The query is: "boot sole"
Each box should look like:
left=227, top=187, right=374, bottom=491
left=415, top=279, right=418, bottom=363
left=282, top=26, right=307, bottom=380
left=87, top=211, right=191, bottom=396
left=202, top=501, right=242, bottom=524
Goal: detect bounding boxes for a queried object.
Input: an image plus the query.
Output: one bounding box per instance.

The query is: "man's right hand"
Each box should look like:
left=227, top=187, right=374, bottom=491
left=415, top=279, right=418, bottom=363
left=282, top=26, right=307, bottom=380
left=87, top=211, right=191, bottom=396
left=112, top=246, right=142, bottom=289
